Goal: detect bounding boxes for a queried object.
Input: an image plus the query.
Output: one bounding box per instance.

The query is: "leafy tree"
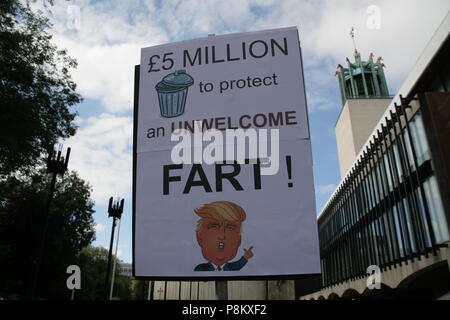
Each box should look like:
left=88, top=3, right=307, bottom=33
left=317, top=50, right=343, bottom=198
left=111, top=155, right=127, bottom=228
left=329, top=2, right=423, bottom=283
left=76, top=246, right=133, bottom=300
left=0, top=169, right=95, bottom=299
left=132, top=279, right=151, bottom=300
left=0, top=0, right=81, bottom=176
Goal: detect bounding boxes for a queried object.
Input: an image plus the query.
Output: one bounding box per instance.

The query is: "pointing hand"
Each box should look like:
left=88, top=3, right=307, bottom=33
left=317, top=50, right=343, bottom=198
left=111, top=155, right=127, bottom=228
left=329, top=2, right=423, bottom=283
left=243, top=246, right=254, bottom=260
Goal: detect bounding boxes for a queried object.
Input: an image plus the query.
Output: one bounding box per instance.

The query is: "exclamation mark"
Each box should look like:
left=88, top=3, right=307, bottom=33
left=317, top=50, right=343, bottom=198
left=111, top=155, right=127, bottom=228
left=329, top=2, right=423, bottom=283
left=286, top=156, right=293, bottom=188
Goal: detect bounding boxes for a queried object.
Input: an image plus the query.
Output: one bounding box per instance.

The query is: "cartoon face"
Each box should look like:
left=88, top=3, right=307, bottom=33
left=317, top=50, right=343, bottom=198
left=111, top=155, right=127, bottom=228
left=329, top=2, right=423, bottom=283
left=196, top=217, right=242, bottom=266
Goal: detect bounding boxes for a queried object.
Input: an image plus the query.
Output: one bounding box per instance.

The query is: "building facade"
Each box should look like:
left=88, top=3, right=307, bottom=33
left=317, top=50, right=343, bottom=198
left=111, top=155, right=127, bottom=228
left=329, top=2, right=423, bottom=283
left=302, top=13, right=450, bottom=300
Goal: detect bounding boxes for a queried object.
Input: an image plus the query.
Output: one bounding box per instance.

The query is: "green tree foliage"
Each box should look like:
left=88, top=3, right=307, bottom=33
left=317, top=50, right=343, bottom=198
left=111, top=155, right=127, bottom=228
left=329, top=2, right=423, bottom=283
left=133, top=279, right=151, bottom=300
left=0, top=169, right=95, bottom=299
left=76, top=246, right=133, bottom=300
left=0, top=0, right=81, bottom=176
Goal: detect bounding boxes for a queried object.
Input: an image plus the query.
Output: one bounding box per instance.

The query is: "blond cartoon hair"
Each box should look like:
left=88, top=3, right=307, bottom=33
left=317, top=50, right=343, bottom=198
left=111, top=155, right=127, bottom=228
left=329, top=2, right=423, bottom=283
left=195, top=201, right=246, bottom=233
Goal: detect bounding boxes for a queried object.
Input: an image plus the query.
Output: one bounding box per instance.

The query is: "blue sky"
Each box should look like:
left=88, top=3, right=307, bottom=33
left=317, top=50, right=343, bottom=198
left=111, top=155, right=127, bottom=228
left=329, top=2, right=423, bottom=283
left=30, top=0, right=450, bottom=263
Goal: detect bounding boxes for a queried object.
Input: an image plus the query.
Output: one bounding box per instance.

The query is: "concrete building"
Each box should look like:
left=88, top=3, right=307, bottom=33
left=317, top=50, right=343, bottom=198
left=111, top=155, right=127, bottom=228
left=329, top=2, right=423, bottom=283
left=119, top=262, right=133, bottom=277
left=301, top=12, right=450, bottom=300
left=335, top=46, right=392, bottom=177
left=335, top=98, right=391, bottom=177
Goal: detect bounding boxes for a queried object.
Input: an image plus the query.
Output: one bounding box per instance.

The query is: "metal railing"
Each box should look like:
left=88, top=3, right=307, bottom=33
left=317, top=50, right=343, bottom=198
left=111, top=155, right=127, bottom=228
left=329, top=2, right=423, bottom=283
left=319, top=95, right=443, bottom=288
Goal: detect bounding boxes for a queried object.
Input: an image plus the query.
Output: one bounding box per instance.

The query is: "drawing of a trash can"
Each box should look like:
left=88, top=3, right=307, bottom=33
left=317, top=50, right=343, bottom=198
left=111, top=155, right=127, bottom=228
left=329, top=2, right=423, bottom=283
left=155, top=70, right=194, bottom=118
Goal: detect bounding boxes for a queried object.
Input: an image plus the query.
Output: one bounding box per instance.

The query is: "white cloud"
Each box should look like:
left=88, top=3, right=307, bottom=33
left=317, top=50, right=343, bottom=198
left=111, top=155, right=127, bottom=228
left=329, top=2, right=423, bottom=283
left=94, top=223, right=107, bottom=233
left=307, top=91, right=340, bottom=112
left=254, top=0, right=450, bottom=111
left=33, top=0, right=450, bottom=116
left=102, top=244, right=126, bottom=258
left=316, top=184, right=336, bottom=195
left=116, top=244, right=128, bottom=259
left=275, top=0, right=450, bottom=92
left=53, top=39, right=142, bottom=113
left=64, top=113, right=133, bottom=205
left=32, top=0, right=169, bottom=114
left=30, top=0, right=449, bottom=223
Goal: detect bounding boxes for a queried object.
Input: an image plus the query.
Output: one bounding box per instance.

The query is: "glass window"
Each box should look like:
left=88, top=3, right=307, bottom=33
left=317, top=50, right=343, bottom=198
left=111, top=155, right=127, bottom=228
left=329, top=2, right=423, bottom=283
left=428, top=75, right=445, bottom=92
left=402, top=197, right=417, bottom=254
left=423, top=176, right=450, bottom=244
left=401, top=129, right=415, bottom=169
left=364, top=178, right=372, bottom=210
left=392, top=205, right=405, bottom=258
left=380, top=213, right=390, bottom=261
left=414, top=187, right=432, bottom=248
left=365, top=75, right=375, bottom=95
left=442, top=59, right=450, bottom=92
left=386, top=208, right=399, bottom=260
left=355, top=75, right=365, bottom=96
left=346, top=81, right=353, bottom=97
left=409, top=111, right=431, bottom=165
left=383, top=153, right=394, bottom=191
left=371, top=222, right=380, bottom=265
left=374, top=163, right=383, bottom=200
left=391, top=142, right=404, bottom=183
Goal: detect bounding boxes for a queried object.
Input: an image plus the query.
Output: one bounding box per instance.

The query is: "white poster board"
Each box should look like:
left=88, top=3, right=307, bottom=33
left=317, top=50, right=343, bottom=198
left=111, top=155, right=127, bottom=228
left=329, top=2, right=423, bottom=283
left=133, top=27, right=320, bottom=278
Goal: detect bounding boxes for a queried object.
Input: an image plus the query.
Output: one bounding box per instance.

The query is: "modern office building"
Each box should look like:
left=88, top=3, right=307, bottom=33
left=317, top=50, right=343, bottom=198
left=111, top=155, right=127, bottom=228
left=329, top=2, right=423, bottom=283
left=301, top=12, right=450, bottom=300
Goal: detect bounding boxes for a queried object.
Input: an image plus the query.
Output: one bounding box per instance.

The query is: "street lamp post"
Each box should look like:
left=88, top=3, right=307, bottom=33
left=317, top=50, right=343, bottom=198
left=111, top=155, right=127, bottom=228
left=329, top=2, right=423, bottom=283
left=31, top=146, right=71, bottom=299
left=109, top=217, right=122, bottom=300
left=104, top=197, right=124, bottom=299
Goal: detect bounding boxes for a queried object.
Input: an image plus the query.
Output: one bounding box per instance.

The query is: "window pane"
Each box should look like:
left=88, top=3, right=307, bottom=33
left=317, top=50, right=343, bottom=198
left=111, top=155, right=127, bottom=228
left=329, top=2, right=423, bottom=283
left=423, top=176, right=450, bottom=244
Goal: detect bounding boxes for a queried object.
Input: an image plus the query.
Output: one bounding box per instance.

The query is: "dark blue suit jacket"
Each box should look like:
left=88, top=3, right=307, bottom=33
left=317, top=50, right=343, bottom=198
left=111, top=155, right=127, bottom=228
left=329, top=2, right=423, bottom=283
left=194, top=256, right=248, bottom=271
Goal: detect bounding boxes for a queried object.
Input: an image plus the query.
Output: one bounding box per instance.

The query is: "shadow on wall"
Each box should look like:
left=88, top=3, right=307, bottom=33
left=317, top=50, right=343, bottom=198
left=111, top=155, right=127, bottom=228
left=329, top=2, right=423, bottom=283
left=312, top=260, right=450, bottom=300
left=341, top=288, right=360, bottom=300
left=396, top=261, right=450, bottom=299
left=327, top=293, right=339, bottom=300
